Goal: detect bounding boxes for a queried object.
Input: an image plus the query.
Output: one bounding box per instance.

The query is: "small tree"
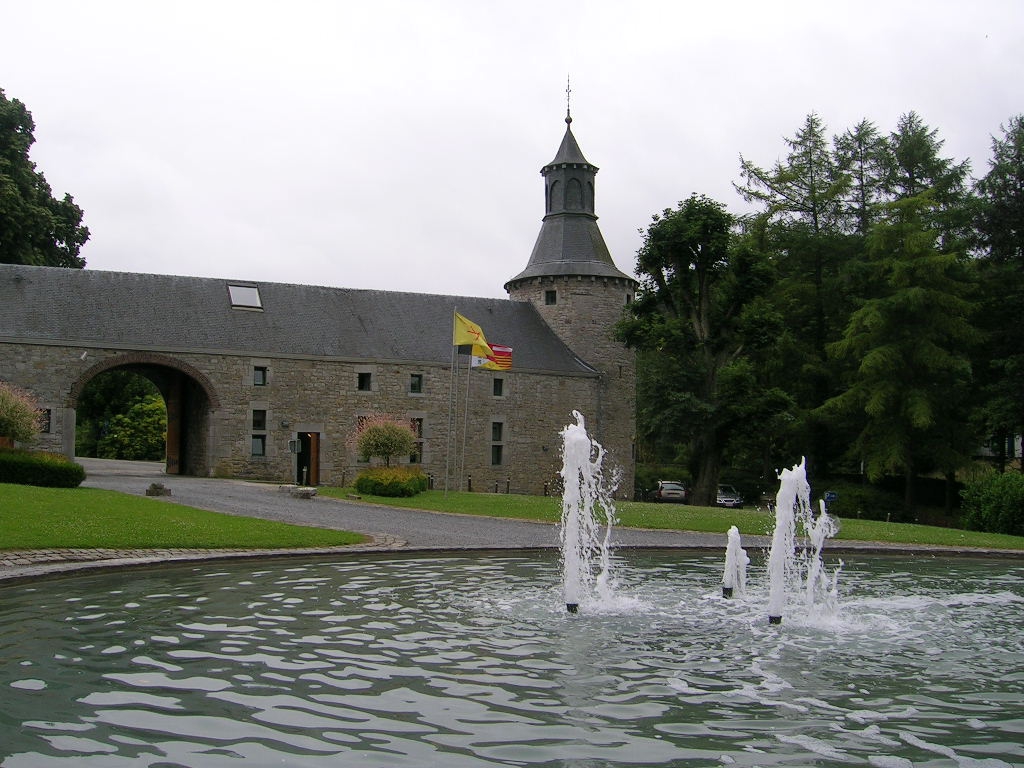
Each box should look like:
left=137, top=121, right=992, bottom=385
left=354, top=414, right=415, bottom=466
left=0, top=382, right=43, bottom=444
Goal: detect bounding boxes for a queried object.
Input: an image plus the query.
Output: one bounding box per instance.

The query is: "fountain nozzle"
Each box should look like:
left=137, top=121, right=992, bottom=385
left=566, top=603, right=579, bottom=614
left=722, top=586, right=733, bottom=598
left=768, top=615, right=782, bottom=625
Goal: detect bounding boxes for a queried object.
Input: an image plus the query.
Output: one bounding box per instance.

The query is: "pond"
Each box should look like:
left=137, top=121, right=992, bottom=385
left=1, top=551, right=1022, bottom=767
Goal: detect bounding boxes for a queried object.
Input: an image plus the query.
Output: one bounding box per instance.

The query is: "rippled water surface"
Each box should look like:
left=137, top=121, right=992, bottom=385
left=2, top=551, right=1023, bottom=767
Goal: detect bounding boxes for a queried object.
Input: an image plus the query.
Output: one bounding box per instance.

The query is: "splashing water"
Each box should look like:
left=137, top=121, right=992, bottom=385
left=722, top=525, right=749, bottom=597
left=559, top=410, right=619, bottom=612
left=766, top=457, right=841, bottom=623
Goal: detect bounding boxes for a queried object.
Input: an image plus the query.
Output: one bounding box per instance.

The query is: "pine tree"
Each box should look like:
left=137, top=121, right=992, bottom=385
left=823, top=193, right=979, bottom=512
left=973, top=115, right=1024, bottom=469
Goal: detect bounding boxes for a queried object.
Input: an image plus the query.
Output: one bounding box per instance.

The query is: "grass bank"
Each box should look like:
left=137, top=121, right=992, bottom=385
left=0, top=484, right=367, bottom=550
left=320, top=487, right=1024, bottom=551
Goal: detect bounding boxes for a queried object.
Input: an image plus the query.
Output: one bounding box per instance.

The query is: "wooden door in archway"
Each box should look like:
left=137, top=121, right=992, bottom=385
left=164, top=376, right=183, bottom=474
left=297, top=432, right=320, bottom=486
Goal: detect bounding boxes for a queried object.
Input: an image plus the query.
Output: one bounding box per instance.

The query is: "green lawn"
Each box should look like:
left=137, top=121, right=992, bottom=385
left=0, top=484, right=367, bottom=550
left=4, top=482, right=1023, bottom=552
left=320, top=486, right=1024, bottom=551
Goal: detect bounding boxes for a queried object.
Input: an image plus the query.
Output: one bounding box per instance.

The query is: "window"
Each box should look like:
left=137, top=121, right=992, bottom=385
left=253, top=366, right=268, bottom=386
left=411, top=417, right=424, bottom=437
left=252, top=409, right=267, bottom=430
left=409, top=373, right=423, bottom=394
left=228, top=284, right=262, bottom=310
left=357, top=372, right=372, bottom=391
left=251, top=435, right=267, bottom=456
left=491, top=420, right=505, bottom=465
left=545, top=289, right=557, bottom=305
left=492, top=378, right=504, bottom=397
left=40, top=409, right=52, bottom=433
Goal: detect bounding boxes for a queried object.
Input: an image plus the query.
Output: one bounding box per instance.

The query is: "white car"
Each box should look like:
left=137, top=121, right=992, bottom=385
left=651, top=481, right=688, bottom=503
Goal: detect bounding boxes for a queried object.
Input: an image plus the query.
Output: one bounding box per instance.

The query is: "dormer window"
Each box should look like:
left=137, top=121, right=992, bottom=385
left=228, top=284, right=262, bottom=310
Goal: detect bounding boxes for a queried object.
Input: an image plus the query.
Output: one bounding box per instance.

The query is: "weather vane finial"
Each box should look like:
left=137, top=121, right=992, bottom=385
left=565, top=74, right=572, bottom=125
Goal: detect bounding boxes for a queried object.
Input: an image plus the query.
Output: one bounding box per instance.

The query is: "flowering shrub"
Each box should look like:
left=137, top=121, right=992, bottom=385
left=0, top=382, right=43, bottom=444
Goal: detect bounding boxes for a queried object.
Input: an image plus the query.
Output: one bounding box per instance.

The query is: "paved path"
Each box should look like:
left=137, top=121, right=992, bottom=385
left=3, top=458, right=1019, bottom=582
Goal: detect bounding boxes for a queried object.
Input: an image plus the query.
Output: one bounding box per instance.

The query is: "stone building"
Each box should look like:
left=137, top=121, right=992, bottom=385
left=0, top=116, right=638, bottom=496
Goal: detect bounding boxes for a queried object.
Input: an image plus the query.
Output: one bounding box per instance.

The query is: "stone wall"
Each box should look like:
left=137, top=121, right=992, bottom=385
left=2, top=340, right=617, bottom=495
left=507, top=274, right=637, bottom=498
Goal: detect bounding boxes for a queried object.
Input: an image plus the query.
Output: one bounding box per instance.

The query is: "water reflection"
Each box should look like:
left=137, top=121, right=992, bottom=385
left=1, top=552, right=1022, bottom=766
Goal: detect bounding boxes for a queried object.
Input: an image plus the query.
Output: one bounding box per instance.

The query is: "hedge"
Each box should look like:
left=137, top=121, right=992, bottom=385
left=0, top=449, right=86, bottom=488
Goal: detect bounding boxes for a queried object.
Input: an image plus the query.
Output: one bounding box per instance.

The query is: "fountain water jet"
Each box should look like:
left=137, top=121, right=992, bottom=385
left=722, top=525, right=749, bottom=598
left=559, top=410, right=619, bottom=613
left=765, top=457, right=840, bottom=623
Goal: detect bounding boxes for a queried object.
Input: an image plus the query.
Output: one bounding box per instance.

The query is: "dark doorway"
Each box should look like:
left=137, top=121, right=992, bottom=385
left=296, top=432, right=320, bottom=486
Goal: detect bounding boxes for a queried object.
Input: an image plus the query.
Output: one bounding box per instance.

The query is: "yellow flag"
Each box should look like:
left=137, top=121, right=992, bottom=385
left=453, top=312, right=493, bottom=356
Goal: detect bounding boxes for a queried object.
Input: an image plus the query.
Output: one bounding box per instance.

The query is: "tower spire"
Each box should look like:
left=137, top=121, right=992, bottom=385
left=504, top=99, right=636, bottom=289
left=565, top=75, right=572, bottom=125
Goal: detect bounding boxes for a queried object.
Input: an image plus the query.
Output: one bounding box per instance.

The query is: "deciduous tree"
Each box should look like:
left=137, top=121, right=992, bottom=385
left=0, top=88, right=89, bottom=267
left=618, top=194, right=786, bottom=505
left=96, top=395, right=167, bottom=461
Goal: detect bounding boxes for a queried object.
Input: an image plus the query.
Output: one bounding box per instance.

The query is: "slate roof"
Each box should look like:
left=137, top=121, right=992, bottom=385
left=511, top=215, right=625, bottom=282
left=0, top=265, right=598, bottom=375
left=545, top=118, right=594, bottom=168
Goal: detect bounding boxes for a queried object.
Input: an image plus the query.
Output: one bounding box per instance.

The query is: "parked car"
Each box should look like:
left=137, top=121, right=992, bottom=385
left=716, top=485, right=744, bottom=508
left=650, top=480, right=688, bottom=504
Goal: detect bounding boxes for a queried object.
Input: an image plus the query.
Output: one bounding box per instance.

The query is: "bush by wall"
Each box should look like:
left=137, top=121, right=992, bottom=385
left=961, top=472, right=1024, bottom=536
left=354, top=467, right=428, bottom=497
left=0, top=449, right=85, bottom=488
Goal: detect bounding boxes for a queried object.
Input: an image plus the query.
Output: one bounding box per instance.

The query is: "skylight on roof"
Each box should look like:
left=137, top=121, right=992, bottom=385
left=227, top=284, right=262, bottom=310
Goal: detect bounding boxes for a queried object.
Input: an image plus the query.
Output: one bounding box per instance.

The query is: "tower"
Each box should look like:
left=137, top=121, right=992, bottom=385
left=505, top=109, right=637, bottom=496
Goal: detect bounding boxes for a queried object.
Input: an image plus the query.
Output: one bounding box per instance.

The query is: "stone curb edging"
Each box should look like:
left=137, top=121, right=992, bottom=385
left=0, top=534, right=407, bottom=584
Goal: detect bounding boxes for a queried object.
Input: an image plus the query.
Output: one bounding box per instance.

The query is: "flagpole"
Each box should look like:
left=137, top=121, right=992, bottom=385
left=445, top=310, right=458, bottom=495
left=459, top=350, right=473, bottom=490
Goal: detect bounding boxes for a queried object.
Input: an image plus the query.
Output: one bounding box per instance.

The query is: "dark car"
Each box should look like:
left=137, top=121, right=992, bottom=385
left=650, top=480, right=688, bottom=503
left=716, top=484, right=744, bottom=508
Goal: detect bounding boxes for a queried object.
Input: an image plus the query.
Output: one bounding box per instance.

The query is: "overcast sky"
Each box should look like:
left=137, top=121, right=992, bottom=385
left=3, top=1, right=1020, bottom=299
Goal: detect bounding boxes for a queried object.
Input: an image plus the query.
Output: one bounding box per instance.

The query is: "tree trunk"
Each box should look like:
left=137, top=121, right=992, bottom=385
left=691, top=432, right=723, bottom=507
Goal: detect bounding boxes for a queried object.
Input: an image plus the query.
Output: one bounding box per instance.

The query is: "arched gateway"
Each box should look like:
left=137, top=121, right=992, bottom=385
left=69, top=353, right=220, bottom=476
